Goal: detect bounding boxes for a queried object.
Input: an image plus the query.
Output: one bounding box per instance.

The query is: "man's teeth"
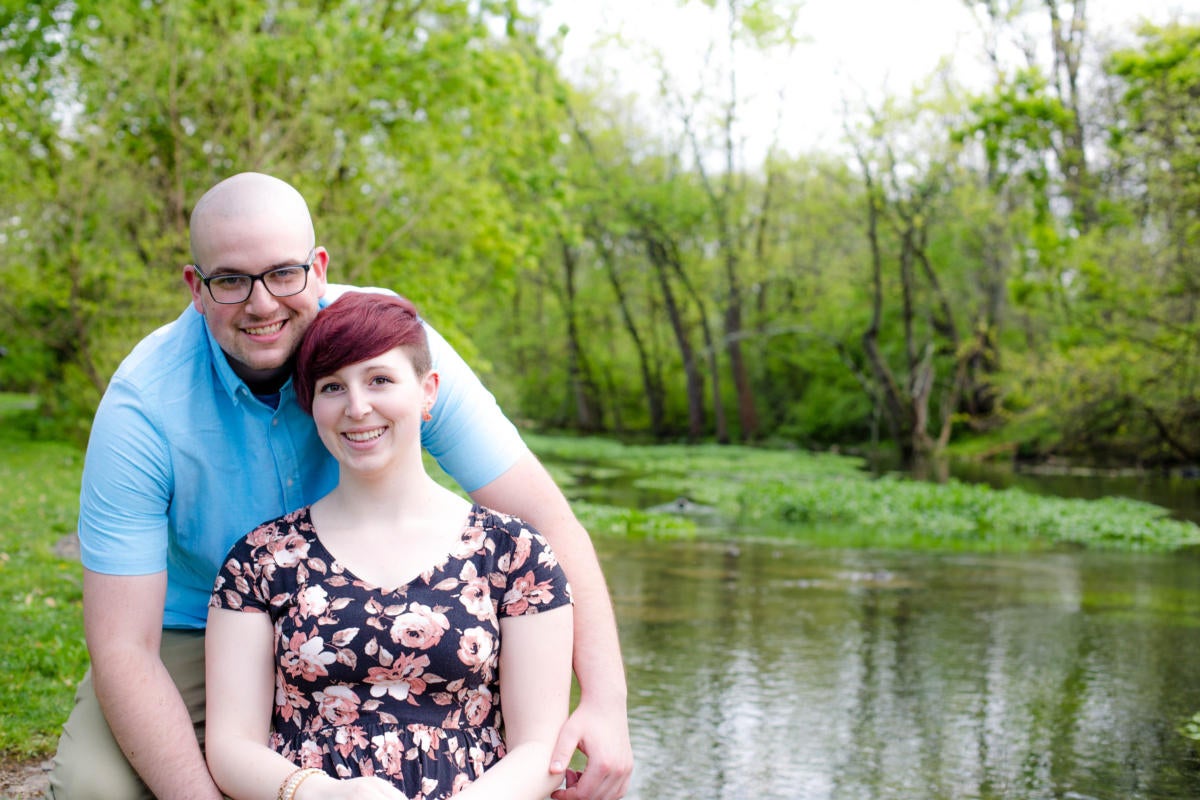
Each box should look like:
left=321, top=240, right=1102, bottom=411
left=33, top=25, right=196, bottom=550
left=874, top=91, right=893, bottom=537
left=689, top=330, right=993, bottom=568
left=245, top=321, right=284, bottom=336
left=345, top=429, right=385, bottom=442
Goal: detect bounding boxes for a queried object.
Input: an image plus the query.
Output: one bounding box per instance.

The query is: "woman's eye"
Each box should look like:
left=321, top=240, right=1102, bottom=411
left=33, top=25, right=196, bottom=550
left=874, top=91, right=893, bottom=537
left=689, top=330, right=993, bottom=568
left=370, top=375, right=393, bottom=385
left=318, top=382, right=342, bottom=393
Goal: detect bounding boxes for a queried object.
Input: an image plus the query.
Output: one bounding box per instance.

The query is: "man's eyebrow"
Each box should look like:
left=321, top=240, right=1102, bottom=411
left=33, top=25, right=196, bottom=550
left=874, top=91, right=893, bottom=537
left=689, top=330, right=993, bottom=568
left=206, top=260, right=303, bottom=276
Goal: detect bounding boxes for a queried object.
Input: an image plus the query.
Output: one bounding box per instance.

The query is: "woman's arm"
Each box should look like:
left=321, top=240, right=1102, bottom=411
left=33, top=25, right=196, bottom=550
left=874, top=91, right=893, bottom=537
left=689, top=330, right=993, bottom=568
left=204, top=608, right=405, bottom=800
left=454, top=604, right=574, bottom=800
left=204, top=608, right=306, bottom=799
left=471, top=456, right=632, bottom=800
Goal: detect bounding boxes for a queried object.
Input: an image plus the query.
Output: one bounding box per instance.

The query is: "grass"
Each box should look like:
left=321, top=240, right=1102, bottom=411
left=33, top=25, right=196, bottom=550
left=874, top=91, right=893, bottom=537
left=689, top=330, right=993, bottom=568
left=0, top=397, right=88, bottom=759
left=4, top=403, right=1200, bottom=763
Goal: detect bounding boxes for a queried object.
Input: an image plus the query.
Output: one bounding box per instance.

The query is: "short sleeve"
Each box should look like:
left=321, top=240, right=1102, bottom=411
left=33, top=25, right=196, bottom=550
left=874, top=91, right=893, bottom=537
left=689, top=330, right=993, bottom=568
left=493, top=514, right=573, bottom=618
left=209, top=532, right=271, bottom=614
left=77, top=376, right=173, bottom=575
left=420, top=321, right=527, bottom=493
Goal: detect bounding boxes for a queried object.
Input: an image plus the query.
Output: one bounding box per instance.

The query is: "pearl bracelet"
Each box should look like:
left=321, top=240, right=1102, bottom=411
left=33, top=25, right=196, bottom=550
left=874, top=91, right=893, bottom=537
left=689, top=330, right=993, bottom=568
left=278, top=767, right=323, bottom=800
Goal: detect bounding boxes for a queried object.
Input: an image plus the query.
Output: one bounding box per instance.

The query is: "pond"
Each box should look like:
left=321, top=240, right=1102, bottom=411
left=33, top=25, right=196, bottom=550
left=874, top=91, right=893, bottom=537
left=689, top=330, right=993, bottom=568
left=594, top=535, right=1200, bottom=800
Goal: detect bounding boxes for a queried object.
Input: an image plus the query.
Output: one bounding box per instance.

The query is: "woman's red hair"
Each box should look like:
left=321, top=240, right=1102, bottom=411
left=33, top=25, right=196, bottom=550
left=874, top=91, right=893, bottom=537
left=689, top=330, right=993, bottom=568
left=294, top=292, right=431, bottom=415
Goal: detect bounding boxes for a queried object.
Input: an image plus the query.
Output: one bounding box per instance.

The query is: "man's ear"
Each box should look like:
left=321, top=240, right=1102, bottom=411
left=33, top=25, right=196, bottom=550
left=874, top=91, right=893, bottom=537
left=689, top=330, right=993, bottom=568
left=183, top=265, right=206, bottom=314
left=309, top=247, right=330, bottom=298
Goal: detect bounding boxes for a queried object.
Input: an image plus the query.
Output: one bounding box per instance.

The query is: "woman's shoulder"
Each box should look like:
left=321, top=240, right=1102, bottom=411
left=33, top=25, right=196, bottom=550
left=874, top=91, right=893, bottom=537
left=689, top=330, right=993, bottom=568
left=227, top=506, right=316, bottom=559
left=466, top=504, right=535, bottom=537
left=463, top=504, right=559, bottom=568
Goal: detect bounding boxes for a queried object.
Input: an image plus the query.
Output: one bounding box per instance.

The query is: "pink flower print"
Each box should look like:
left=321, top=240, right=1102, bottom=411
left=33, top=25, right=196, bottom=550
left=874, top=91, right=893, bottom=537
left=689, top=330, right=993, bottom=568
left=502, top=571, right=556, bottom=616
left=458, top=570, right=494, bottom=621
left=274, top=673, right=310, bottom=723
left=366, top=652, right=430, bottom=703
left=267, top=531, right=311, bottom=568
left=457, top=627, right=496, bottom=672
left=282, top=630, right=337, bottom=681
left=537, top=546, right=561, bottom=570
left=462, top=684, right=494, bottom=726
left=333, top=724, right=370, bottom=759
left=498, top=532, right=532, bottom=573
left=297, top=585, right=330, bottom=618
left=315, top=684, right=360, bottom=726
left=299, top=739, right=324, bottom=769
left=451, top=773, right=473, bottom=794
left=371, top=730, right=407, bottom=777
left=454, top=524, right=488, bottom=557
left=410, top=723, right=445, bottom=755
left=390, top=603, right=450, bottom=650
left=246, top=524, right=274, bottom=548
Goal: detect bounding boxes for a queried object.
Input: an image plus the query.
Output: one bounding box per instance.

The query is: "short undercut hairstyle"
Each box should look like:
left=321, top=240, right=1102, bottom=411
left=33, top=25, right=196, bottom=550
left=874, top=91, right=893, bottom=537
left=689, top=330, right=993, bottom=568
left=295, top=292, right=431, bottom=415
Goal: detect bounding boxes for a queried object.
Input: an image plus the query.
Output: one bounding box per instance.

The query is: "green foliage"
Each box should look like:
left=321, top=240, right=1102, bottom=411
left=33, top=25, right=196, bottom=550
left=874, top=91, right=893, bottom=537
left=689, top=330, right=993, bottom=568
left=0, top=0, right=568, bottom=438
left=526, top=433, right=1200, bottom=553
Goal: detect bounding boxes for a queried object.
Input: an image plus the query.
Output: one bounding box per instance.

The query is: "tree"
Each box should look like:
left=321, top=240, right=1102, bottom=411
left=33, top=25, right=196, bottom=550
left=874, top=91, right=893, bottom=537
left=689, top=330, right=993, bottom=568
left=0, top=0, right=563, bottom=438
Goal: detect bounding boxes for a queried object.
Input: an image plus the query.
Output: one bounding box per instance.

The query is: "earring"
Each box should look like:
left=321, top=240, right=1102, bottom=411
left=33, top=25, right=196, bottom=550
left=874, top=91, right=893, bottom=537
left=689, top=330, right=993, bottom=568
left=421, top=406, right=432, bottom=422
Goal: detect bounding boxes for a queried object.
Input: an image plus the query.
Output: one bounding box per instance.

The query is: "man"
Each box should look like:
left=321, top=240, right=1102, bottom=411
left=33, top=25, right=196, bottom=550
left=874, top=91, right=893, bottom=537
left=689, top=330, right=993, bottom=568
left=48, top=173, right=632, bottom=800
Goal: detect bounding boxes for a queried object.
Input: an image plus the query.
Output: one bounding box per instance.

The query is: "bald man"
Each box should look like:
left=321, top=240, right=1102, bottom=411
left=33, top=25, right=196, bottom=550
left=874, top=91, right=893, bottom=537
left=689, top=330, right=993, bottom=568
left=48, top=173, right=632, bottom=800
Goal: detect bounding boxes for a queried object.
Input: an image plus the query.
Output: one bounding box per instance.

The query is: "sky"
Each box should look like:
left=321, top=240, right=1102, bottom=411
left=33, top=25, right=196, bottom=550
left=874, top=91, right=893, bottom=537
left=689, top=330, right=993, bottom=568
left=536, top=0, right=1198, bottom=160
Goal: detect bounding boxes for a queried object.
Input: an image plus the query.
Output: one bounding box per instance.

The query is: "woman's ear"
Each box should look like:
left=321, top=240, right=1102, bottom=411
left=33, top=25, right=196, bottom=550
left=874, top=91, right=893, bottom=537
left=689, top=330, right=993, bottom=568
left=422, top=371, right=440, bottom=420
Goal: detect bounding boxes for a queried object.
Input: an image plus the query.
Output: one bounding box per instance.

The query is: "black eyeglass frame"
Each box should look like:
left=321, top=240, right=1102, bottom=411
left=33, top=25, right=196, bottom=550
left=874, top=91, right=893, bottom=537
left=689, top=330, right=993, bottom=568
left=192, top=248, right=317, bottom=305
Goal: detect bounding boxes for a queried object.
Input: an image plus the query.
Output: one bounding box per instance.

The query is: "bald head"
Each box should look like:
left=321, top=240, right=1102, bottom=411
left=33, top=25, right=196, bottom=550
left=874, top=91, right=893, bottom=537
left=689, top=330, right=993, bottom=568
left=189, top=173, right=315, bottom=265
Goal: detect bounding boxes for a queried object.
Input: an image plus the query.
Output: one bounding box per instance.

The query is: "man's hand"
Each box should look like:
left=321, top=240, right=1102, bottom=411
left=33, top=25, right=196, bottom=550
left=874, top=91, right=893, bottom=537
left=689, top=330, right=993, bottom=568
left=549, top=698, right=633, bottom=800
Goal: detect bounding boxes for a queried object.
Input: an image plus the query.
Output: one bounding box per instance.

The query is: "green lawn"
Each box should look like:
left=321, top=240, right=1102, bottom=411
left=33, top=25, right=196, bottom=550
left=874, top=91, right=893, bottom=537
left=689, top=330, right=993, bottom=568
left=0, top=397, right=87, bottom=759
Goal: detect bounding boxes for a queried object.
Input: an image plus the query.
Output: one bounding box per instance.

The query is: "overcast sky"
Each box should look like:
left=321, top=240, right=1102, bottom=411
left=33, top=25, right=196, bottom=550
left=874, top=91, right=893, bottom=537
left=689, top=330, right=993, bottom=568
left=537, top=0, right=1198, bottom=158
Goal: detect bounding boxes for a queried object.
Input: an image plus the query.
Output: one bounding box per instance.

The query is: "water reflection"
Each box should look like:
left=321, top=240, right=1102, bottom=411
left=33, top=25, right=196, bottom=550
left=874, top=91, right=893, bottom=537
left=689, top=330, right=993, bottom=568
left=597, top=536, right=1200, bottom=800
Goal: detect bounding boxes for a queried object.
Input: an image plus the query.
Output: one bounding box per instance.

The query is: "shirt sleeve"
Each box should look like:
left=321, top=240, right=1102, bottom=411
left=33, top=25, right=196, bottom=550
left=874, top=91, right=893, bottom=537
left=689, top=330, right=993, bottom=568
left=420, top=320, right=528, bottom=493
left=77, top=375, right=173, bottom=576
left=495, top=514, right=573, bottom=618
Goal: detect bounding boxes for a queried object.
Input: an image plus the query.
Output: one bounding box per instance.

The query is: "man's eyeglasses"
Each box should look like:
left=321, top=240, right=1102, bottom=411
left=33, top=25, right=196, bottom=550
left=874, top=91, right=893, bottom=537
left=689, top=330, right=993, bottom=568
left=192, top=249, right=316, bottom=304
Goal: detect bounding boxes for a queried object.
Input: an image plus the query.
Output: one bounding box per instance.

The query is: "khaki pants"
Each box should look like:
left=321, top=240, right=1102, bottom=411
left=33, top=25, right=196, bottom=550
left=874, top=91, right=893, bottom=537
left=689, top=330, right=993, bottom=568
left=47, top=629, right=208, bottom=800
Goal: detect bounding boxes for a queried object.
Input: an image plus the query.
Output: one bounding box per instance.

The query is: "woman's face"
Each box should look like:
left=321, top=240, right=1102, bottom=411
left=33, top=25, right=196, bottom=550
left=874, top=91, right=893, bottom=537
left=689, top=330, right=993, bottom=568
left=310, top=346, right=438, bottom=474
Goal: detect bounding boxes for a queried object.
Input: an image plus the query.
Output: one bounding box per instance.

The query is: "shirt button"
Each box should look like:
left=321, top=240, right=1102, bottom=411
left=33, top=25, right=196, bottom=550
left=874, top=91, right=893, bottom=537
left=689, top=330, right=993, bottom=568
left=272, top=418, right=279, bottom=426
left=287, top=478, right=294, bottom=487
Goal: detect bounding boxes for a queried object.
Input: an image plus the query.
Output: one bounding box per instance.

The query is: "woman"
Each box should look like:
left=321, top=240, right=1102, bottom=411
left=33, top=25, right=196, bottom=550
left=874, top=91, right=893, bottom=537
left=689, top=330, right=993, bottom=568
left=205, top=292, right=574, bottom=800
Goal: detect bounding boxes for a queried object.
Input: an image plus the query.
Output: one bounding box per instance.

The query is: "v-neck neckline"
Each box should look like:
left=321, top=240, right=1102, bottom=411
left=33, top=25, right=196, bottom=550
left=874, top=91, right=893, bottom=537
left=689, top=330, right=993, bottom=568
left=301, top=504, right=480, bottom=595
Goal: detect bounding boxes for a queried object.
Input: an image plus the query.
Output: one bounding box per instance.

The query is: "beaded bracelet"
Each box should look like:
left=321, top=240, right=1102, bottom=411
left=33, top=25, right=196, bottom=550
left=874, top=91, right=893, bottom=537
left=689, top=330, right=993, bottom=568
left=278, top=767, right=323, bottom=800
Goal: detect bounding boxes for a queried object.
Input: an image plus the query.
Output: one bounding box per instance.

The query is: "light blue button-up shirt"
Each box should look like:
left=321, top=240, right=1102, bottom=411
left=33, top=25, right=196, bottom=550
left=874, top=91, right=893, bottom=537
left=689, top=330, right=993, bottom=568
left=77, top=286, right=525, bottom=628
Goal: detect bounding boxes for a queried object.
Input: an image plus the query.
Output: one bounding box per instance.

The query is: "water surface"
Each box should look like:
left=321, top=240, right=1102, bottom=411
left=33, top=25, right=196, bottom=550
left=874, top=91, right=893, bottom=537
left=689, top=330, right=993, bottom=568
left=596, top=536, right=1200, bottom=800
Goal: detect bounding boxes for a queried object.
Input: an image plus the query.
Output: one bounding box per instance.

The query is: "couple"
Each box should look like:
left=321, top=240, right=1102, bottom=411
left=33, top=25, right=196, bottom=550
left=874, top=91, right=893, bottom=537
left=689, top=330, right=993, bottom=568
left=48, top=173, right=632, bottom=800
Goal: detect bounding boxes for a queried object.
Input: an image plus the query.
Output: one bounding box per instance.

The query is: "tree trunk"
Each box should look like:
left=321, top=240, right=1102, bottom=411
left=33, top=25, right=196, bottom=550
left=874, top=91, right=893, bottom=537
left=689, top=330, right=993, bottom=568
left=644, top=234, right=706, bottom=440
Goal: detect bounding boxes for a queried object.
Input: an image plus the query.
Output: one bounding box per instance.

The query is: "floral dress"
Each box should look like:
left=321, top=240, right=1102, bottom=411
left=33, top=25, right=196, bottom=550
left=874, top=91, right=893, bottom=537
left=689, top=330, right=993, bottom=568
left=209, top=504, right=572, bottom=799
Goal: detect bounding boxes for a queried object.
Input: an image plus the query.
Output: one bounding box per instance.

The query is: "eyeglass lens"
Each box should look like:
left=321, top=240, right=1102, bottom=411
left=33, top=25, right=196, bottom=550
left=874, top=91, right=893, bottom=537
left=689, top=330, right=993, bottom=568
left=208, top=266, right=309, bottom=303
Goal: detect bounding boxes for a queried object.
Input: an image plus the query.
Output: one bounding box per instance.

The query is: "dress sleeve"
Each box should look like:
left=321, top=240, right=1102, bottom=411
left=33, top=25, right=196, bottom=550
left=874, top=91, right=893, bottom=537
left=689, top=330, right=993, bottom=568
left=209, top=530, right=271, bottom=614
left=494, top=514, right=573, bottom=618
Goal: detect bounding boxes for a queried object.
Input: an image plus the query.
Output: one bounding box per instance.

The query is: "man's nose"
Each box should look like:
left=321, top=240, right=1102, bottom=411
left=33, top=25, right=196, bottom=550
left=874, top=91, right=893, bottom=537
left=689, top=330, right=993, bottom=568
left=243, top=276, right=280, bottom=313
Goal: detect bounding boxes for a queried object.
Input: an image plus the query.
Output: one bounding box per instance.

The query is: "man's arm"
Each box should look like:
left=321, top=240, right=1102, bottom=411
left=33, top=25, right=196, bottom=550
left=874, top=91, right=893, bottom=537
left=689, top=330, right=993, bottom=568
left=470, top=452, right=633, bottom=800
left=83, top=569, right=223, bottom=800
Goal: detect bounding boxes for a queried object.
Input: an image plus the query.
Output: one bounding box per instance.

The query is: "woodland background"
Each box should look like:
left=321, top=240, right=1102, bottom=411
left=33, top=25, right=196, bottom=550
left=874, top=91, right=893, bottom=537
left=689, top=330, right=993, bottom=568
left=2, top=0, right=1198, bottom=469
